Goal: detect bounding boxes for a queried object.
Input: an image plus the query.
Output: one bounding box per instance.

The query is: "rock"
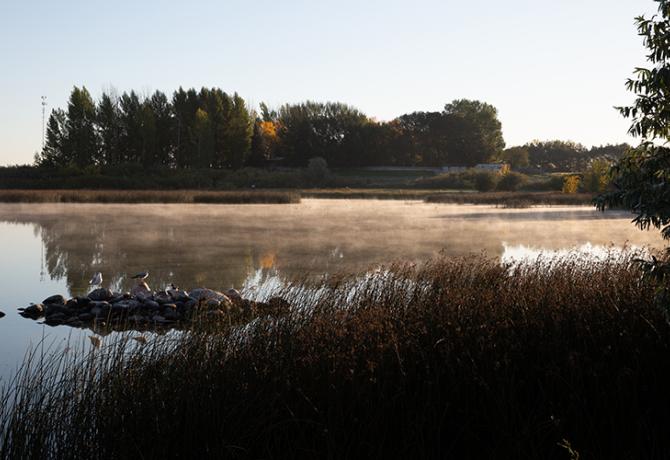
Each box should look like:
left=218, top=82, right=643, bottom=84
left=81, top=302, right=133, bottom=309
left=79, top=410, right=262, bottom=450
left=78, top=313, right=94, bottom=322
left=43, top=294, right=66, bottom=305
left=110, top=295, right=126, bottom=304
left=226, top=288, right=242, bottom=302
left=151, top=315, right=166, bottom=323
left=206, top=299, right=221, bottom=309
left=44, top=303, right=70, bottom=316
left=154, top=292, right=172, bottom=304
left=184, top=299, right=197, bottom=308
left=189, top=288, right=233, bottom=311
left=45, top=312, right=66, bottom=323
left=171, top=290, right=190, bottom=302
left=130, top=282, right=152, bottom=299
left=88, top=288, right=113, bottom=302
left=142, top=299, right=160, bottom=310
left=163, top=309, right=180, bottom=321
left=189, top=288, right=230, bottom=303
left=75, top=296, right=91, bottom=307
left=20, top=303, right=44, bottom=318
left=128, top=314, right=146, bottom=323
left=44, top=317, right=64, bottom=326
left=66, top=298, right=79, bottom=308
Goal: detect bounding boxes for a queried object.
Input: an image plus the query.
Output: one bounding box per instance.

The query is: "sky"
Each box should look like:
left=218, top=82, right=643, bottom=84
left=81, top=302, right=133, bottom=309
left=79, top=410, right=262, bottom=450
left=0, top=0, right=660, bottom=165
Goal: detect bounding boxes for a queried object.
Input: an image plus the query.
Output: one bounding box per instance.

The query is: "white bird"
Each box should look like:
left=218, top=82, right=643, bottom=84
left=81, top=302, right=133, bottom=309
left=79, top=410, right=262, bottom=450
left=89, top=272, right=103, bottom=287
left=131, top=271, right=149, bottom=281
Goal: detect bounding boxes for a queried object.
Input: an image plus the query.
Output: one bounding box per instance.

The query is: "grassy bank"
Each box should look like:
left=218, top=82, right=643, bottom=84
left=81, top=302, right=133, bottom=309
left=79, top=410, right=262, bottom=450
left=1, top=255, right=669, bottom=459
left=0, top=189, right=301, bottom=204
left=0, top=189, right=596, bottom=206
left=425, top=191, right=596, bottom=207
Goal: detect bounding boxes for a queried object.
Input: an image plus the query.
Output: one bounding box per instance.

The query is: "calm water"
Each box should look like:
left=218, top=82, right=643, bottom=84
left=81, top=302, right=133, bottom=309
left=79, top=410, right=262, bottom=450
left=0, top=199, right=664, bottom=381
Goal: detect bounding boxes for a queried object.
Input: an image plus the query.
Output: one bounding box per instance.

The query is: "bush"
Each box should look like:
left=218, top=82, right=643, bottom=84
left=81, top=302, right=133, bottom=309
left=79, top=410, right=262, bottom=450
left=562, top=175, right=581, bottom=194
left=496, top=172, right=528, bottom=191
left=473, top=171, right=498, bottom=191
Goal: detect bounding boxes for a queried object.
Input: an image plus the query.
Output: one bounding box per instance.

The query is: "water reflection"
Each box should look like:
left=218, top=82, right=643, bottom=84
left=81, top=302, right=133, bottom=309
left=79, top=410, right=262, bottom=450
left=0, top=200, right=665, bottom=382
left=0, top=200, right=664, bottom=298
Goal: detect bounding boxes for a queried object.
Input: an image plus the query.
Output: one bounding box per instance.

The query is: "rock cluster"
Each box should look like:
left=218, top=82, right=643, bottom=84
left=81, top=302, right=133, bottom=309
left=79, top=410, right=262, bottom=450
left=18, top=286, right=290, bottom=330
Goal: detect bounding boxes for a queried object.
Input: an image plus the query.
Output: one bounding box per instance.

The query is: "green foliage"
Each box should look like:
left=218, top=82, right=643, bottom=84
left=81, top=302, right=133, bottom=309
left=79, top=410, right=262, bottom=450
left=304, top=157, right=330, bottom=185
left=276, top=101, right=370, bottom=167
left=581, top=159, right=611, bottom=193
left=473, top=171, right=498, bottom=192
left=496, top=171, right=528, bottom=191
left=499, top=146, right=529, bottom=169
left=597, top=1, right=670, bottom=240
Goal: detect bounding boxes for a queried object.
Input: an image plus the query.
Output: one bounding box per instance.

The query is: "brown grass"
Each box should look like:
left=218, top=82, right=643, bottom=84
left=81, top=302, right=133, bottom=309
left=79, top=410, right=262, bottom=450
left=0, top=189, right=301, bottom=204
left=1, top=254, right=669, bottom=459
left=425, top=191, right=596, bottom=206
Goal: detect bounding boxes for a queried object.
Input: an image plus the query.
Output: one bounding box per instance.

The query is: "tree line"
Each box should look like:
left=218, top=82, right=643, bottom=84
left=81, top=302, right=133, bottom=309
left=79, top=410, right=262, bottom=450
left=37, top=86, right=629, bottom=172
left=36, top=87, right=508, bottom=169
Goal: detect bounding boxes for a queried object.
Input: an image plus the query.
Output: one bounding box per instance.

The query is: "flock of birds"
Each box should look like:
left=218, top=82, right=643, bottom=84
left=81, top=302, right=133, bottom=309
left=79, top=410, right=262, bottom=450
left=88, top=271, right=149, bottom=287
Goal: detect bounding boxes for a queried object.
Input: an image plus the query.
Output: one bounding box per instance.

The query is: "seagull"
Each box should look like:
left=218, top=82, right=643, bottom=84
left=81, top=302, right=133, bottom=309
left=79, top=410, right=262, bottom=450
left=89, top=272, right=103, bottom=287
left=131, top=271, right=149, bottom=281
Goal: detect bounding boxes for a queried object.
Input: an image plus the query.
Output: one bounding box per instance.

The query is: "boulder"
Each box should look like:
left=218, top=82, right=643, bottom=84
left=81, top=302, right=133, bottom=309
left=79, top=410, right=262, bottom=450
left=206, top=299, right=221, bottom=309
left=20, top=303, right=44, bottom=318
left=88, top=288, right=113, bottom=302
left=170, top=290, right=190, bottom=302
left=43, top=294, right=66, bottom=305
left=78, top=313, right=94, bottom=322
left=189, top=288, right=233, bottom=310
left=44, top=303, right=71, bottom=316
left=142, top=299, right=160, bottom=310
left=154, top=292, right=172, bottom=304
left=66, top=298, right=79, bottom=308
left=75, top=296, right=91, bottom=307
left=163, top=309, right=180, bottom=321
left=226, top=288, right=242, bottom=302
left=130, top=282, right=152, bottom=299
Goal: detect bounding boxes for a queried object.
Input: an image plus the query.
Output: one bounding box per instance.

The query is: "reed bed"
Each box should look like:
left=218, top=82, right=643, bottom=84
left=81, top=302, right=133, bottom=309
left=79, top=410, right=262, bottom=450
left=1, top=255, right=669, bottom=459
left=0, top=189, right=301, bottom=204
left=425, top=191, right=596, bottom=206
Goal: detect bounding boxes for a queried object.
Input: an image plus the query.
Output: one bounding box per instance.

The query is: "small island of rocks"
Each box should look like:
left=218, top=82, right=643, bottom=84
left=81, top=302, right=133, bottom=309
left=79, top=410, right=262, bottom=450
left=17, top=283, right=290, bottom=332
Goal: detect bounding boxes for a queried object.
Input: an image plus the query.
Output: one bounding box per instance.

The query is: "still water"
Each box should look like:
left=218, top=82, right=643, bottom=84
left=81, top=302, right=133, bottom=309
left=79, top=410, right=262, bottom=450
left=0, top=199, right=664, bottom=381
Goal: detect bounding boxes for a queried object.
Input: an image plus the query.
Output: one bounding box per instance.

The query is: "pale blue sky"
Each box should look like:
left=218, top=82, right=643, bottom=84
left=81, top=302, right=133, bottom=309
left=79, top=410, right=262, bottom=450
left=0, top=0, right=658, bottom=165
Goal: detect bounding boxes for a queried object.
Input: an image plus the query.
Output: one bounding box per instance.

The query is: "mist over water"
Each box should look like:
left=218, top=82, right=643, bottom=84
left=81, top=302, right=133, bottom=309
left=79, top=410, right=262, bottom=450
left=0, top=199, right=664, bottom=380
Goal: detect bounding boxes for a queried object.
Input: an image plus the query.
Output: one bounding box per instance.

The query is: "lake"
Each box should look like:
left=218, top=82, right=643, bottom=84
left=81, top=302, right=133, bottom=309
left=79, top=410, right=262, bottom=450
left=0, top=199, right=664, bottom=381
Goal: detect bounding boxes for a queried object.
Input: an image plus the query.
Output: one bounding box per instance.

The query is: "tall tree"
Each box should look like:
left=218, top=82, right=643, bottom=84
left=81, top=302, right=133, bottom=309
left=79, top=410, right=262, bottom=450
left=36, top=109, right=68, bottom=167
left=443, top=99, right=505, bottom=163
left=97, top=92, right=121, bottom=166
left=64, top=86, right=98, bottom=167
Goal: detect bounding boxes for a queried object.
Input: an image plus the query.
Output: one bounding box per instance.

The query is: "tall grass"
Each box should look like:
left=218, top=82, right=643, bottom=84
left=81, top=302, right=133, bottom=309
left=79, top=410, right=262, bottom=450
left=425, top=191, right=596, bottom=207
left=0, top=189, right=301, bottom=204
left=1, top=255, right=669, bottom=459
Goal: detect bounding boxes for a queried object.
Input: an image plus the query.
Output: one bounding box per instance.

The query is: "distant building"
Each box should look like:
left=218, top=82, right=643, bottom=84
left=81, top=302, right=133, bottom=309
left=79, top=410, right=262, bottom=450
left=474, top=163, right=510, bottom=175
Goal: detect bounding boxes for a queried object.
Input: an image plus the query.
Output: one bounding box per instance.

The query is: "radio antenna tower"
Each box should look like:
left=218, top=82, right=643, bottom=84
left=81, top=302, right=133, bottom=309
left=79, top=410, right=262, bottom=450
left=41, top=96, right=47, bottom=149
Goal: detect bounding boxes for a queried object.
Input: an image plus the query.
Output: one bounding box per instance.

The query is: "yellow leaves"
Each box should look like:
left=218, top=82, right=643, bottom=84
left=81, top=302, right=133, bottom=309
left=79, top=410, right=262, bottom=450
left=562, top=175, right=581, bottom=194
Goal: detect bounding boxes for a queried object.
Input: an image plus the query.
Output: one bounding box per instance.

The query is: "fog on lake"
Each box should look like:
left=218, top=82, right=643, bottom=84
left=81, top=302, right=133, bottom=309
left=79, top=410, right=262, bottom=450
left=0, top=199, right=664, bottom=380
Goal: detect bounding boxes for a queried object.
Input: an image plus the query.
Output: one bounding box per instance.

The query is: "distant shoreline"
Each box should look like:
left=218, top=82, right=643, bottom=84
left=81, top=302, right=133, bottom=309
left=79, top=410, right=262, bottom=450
left=0, top=189, right=597, bottom=206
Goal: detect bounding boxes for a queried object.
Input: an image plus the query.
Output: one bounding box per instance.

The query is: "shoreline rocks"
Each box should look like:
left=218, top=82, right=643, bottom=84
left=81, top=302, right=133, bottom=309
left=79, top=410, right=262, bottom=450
left=16, top=286, right=291, bottom=332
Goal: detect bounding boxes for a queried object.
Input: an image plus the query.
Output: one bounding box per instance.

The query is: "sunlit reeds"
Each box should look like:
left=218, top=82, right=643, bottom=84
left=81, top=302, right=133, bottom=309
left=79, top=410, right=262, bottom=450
left=1, top=254, right=668, bottom=459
